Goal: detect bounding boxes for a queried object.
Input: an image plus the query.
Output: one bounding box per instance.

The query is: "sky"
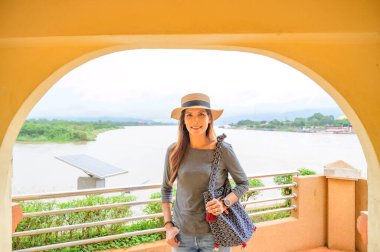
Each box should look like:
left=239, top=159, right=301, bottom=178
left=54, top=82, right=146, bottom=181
left=28, top=49, right=342, bottom=123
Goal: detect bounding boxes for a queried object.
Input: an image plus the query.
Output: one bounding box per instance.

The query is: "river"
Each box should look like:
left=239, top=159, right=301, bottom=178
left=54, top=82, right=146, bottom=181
left=12, top=126, right=367, bottom=203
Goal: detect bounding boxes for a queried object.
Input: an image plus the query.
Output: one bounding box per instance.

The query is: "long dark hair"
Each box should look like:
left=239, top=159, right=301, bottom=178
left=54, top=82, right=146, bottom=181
left=168, top=109, right=216, bottom=184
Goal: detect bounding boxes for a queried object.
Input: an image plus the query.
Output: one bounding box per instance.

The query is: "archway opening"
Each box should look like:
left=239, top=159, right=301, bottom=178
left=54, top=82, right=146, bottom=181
left=13, top=49, right=367, bottom=195
left=2, top=46, right=378, bottom=250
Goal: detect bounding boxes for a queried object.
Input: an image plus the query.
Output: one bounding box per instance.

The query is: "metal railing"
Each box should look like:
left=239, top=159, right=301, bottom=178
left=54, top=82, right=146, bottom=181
left=12, top=170, right=299, bottom=252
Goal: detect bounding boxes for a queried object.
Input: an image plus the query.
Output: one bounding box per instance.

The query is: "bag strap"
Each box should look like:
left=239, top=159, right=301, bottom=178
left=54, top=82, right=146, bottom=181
left=208, top=133, right=227, bottom=194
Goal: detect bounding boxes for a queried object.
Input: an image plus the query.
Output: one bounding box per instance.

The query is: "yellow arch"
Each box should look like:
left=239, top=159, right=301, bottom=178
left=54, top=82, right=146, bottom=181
left=1, top=1, right=379, bottom=251
left=2, top=43, right=378, bottom=250
left=3, top=44, right=374, bottom=168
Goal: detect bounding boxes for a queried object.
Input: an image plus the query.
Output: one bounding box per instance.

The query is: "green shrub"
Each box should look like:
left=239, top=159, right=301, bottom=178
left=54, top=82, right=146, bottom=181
left=298, top=168, right=317, bottom=176
left=273, top=168, right=316, bottom=206
left=143, top=192, right=163, bottom=215
left=230, top=178, right=264, bottom=205
left=243, top=178, right=265, bottom=202
left=12, top=194, right=165, bottom=251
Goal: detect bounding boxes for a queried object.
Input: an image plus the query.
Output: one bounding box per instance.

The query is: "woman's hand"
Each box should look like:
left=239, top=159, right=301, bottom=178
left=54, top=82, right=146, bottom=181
left=206, top=198, right=228, bottom=216
left=165, top=224, right=180, bottom=248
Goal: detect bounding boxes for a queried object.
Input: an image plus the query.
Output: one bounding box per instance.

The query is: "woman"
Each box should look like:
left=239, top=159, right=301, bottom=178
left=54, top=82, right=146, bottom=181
left=161, top=93, right=249, bottom=252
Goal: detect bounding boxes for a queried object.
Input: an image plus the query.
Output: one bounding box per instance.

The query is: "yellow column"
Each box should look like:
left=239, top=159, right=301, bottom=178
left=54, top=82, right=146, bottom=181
left=325, top=160, right=361, bottom=252
left=327, top=178, right=356, bottom=251
left=0, top=150, right=12, bottom=251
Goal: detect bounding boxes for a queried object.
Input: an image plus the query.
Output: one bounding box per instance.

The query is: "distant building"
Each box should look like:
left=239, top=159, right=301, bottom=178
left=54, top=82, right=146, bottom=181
left=221, top=124, right=232, bottom=129
left=325, top=126, right=353, bottom=134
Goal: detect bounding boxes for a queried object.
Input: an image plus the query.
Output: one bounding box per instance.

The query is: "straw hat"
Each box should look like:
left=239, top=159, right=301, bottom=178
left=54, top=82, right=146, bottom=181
left=171, top=93, right=224, bottom=120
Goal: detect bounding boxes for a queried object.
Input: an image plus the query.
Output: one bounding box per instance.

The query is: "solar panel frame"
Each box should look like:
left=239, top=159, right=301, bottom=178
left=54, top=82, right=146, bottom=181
left=55, top=154, right=127, bottom=179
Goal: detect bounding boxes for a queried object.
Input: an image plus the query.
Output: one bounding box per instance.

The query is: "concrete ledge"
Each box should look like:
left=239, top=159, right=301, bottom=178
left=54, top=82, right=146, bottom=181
left=99, top=240, right=170, bottom=252
left=299, top=247, right=345, bottom=252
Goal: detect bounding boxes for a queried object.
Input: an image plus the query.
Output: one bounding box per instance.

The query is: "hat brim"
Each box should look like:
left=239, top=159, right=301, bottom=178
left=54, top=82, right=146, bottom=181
left=171, top=106, right=224, bottom=121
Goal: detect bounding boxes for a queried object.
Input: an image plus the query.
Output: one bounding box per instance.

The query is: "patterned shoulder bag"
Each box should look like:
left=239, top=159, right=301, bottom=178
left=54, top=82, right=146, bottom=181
left=203, top=134, right=257, bottom=251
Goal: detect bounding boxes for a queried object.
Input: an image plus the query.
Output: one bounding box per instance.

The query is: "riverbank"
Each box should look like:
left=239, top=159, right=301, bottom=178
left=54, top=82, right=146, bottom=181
left=225, top=112, right=354, bottom=134
left=223, top=125, right=355, bottom=134
left=16, top=119, right=171, bottom=143
left=12, top=126, right=367, bottom=196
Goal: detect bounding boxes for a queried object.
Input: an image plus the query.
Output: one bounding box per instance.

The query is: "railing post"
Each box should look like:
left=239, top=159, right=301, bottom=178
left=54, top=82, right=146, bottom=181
left=291, top=176, right=299, bottom=219
left=324, top=160, right=361, bottom=252
left=12, top=203, right=23, bottom=233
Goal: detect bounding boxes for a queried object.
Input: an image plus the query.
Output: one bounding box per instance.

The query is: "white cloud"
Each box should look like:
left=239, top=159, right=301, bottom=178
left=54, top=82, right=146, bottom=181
left=29, top=49, right=339, bottom=120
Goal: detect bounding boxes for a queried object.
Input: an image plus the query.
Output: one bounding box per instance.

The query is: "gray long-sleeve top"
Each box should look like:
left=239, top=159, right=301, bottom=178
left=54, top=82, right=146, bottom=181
left=161, top=141, right=249, bottom=236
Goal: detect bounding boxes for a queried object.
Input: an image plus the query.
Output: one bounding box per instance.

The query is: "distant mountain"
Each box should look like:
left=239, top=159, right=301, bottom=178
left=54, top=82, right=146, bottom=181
left=29, top=107, right=344, bottom=125
left=28, top=116, right=156, bottom=123
left=217, top=107, right=344, bottom=125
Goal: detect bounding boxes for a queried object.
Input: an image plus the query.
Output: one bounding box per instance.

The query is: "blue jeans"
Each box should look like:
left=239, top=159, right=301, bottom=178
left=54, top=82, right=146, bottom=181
left=173, top=232, right=230, bottom=252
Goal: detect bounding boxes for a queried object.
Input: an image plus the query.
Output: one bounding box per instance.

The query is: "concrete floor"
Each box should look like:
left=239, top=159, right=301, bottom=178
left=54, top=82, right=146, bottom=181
left=301, top=247, right=346, bottom=252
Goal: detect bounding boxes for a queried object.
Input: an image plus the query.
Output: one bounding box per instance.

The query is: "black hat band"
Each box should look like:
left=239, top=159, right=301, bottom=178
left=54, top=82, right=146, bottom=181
left=182, top=100, right=210, bottom=108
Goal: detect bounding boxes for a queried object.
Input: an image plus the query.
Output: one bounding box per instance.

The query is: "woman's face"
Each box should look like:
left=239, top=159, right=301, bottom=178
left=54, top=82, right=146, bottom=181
left=183, top=108, right=210, bottom=137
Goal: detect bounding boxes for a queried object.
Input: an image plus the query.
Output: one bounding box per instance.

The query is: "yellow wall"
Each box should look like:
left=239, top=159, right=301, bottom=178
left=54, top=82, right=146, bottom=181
left=356, top=179, right=369, bottom=252
left=100, top=176, right=367, bottom=252
left=0, top=1, right=379, bottom=251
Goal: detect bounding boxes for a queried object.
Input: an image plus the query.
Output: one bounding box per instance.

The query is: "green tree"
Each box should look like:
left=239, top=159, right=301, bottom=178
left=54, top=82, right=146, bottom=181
left=320, top=115, right=335, bottom=126
left=293, top=118, right=306, bottom=127
left=335, top=118, right=351, bottom=127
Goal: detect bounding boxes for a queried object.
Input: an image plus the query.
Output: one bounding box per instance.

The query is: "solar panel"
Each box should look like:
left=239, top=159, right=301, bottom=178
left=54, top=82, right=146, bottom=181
left=55, top=154, right=127, bottom=179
